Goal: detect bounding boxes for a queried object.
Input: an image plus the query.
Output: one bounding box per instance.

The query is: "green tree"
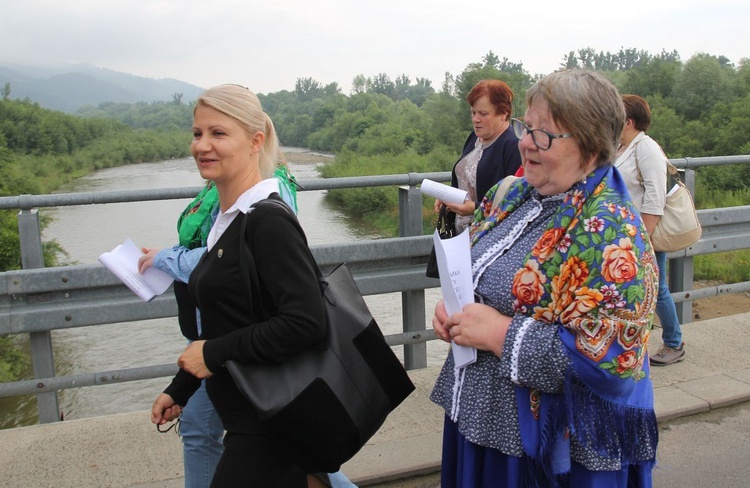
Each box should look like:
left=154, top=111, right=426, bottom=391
left=454, top=53, right=533, bottom=121
left=646, top=96, right=686, bottom=156
left=439, top=72, right=456, bottom=97
left=294, top=77, right=324, bottom=102
left=562, top=51, right=579, bottom=69
left=368, top=73, right=396, bottom=98
left=323, top=82, right=341, bottom=97
left=351, top=75, right=367, bottom=95
left=671, top=53, right=735, bottom=121
left=711, top=95, right=750, bottom=156
left=623, top=56, right=681, bottom=98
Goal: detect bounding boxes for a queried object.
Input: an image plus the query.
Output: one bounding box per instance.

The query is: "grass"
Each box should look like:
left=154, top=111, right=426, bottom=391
left=694, top=250, right=750, bottom=284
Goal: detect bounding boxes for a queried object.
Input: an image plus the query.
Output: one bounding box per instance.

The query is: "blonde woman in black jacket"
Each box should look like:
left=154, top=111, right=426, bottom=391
left=151, top=84, right=326, bottom=487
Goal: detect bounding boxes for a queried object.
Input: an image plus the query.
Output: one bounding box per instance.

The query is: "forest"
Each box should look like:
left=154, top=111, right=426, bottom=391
left=2, top=47, right=750, bottom=269
left=1, top=47, right=750, bottom=381
left=257, top=49, right=750, bottom=233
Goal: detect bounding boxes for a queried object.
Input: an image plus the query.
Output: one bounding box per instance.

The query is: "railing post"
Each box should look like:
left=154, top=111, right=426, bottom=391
left=399, top=181, right=426, bottom=369
left=18, top=206, right=61, bottom=423
left=669, top=168, right=697, bottom=324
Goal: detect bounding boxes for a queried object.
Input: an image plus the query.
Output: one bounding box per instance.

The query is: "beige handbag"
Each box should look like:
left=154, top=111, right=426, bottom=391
left=634, top=150, right=702, bottom=252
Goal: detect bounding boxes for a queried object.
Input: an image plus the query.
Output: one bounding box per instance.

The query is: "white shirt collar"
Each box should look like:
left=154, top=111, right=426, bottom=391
left=206, top=178, right=280, bottom=250
left=223, top=178, right=280, bottom=215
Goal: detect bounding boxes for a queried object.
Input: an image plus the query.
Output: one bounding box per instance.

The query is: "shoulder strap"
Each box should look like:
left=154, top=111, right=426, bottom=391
left=665, top=159, right=682, bottom=184
left=491, top=175, right=521, bottom=209
left=238, top=198, right=328, bottom=322
left=239, top=210, right=266, bottom=321
left=633, top=138, right=683, bottom=188
left=631, top=140, right=646, bottom=189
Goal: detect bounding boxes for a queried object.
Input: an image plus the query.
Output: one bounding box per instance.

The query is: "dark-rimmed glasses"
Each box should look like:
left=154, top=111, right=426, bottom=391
left=510, top=118, right=572, bottom=151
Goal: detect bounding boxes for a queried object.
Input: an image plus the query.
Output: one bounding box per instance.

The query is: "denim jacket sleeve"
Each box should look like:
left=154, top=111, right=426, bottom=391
left=152, top=245, right=207, bottom=283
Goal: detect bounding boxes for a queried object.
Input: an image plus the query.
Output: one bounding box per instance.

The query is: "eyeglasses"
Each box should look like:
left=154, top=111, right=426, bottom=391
left=510, top=118, right=572, bottom=151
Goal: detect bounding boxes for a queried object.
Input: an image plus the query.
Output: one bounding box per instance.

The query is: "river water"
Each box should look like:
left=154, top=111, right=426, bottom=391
left=0, top=150, right=447, bottom=428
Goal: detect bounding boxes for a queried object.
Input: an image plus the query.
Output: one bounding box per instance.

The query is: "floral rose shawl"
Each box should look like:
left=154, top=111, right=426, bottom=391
left=471, top=166, right=659, bottom=480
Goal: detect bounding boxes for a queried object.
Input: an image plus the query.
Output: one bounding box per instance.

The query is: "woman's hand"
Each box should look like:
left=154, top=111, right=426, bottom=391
left=444, top=199, right=476, bottom=217
left=442, top=303, right=511, bottom=357
left=178, top=341, right=213, bottom=379
left=432, top=300, right=452, bottom=343
left=641, top=213, right=660, bottom=237
left=433, top=198, right=444, bottom=214
left=151, top=393, right=181, bottom=425
left=138, top=247, right=161, bottom=274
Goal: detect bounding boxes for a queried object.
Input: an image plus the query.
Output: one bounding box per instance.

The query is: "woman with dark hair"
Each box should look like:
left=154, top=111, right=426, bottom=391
left=616, top=94, right=685, bottom=366
left=434, top=79, right=522, bottom=233
left=431, top=70, right=658, bottom=487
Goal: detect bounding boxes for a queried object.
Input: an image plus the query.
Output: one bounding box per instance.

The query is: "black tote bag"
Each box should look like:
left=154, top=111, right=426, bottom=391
left=226, top=200, right=415, bottom=473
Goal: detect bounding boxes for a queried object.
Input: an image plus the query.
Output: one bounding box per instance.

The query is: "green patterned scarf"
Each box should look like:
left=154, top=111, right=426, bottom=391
left=177, top=182, right=219, bottom=249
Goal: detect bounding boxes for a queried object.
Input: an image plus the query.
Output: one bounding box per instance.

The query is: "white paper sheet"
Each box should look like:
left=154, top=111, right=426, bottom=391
left=98, top=239, right=174, bottom=302
left=420, top=178, right=468, bottom=205
left=433, top=229, right=477, bottom=368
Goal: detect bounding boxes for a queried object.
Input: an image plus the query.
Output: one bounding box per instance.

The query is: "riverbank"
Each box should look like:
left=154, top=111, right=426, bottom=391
left=284, top=148, right=335, bottom=164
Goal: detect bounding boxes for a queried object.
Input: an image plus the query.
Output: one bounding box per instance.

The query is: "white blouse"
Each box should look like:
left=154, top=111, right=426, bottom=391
left=614, top=131, right=668, bottom=216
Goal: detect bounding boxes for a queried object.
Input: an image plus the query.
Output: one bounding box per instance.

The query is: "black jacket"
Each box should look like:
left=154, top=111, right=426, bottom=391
left=165, top=196, right=326, bottom=433
left=450, top=126, right=522, bottom=208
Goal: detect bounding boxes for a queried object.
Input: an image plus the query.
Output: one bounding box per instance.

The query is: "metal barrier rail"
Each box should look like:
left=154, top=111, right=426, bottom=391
left=2, top=157, right=750, bottom=423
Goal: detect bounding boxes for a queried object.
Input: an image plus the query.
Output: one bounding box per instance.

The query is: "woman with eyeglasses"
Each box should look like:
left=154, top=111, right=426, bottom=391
left=430, top=70, right=658, bottom=487
left=433, top=79, right=522, bottom=233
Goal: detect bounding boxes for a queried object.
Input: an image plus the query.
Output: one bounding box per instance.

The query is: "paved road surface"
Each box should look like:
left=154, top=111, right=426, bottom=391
left=372, top=403, right=750, bottom=488
left=653, top=402, right=750, bottom=488
left=2, top=311, right=749, bottom=488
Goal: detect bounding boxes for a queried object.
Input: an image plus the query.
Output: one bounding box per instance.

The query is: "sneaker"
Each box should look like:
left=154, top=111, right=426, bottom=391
left=650, top=343, right=686, bottom=366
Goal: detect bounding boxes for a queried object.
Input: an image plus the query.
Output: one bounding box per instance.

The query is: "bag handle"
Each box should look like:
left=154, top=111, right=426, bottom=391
left=488, top=175, right=521, bottom=214
left=665, top=160, right=684, bottom=186
left=239, top=208, right=268, bottom=321
left=632, top=141, right=646, bottom=189
left=436, top=204, right=448, bottom=231
left=632, top=138, right=682, bottom=188
left=238, top=197, right=332, bottom=322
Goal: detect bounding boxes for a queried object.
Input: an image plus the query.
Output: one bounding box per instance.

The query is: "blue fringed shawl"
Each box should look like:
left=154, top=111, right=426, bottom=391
left=471, top=166, right=659, bottom=483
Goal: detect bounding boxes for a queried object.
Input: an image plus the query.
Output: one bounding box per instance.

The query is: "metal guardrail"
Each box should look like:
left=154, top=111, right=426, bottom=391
left=2, top=157, right=750, bottom=424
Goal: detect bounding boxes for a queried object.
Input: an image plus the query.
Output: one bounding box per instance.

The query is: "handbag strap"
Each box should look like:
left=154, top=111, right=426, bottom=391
left=436, top=204, right=448, bottom=231
left=238, top=198, right=330, bottom=322
left=490, top=175, right=521, bottom=209
left=632, top=138, right=682, bottom=187
left=238, top=208, right=269, bottom=321
left=433, top=204, right=457, bottom=238
left=665, top=160, right=683, bottom=185
left=632, top=141, right=646, bottom=189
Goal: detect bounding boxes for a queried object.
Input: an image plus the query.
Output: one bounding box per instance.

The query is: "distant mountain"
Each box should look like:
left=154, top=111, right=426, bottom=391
left=0, top=63, right=205, bottom=113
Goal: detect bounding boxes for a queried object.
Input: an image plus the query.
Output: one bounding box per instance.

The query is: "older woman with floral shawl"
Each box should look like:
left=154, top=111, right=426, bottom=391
left=430, top=69, right=659, bottom=488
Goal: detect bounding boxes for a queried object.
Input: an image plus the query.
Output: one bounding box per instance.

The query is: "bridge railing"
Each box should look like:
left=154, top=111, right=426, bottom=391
left=2, top=157, right=750, bottom=424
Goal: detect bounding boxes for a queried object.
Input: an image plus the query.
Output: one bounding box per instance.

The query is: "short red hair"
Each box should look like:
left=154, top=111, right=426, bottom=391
left=467, top=79, right=514, bottom=118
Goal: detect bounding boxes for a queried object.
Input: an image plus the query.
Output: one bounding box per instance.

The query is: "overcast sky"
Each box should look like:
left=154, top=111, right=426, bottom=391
left=1, top=0, right=748, bottom=95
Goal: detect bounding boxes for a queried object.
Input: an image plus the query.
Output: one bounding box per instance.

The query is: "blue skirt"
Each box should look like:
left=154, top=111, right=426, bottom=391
left=440, top=416, right=653, bottom=488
